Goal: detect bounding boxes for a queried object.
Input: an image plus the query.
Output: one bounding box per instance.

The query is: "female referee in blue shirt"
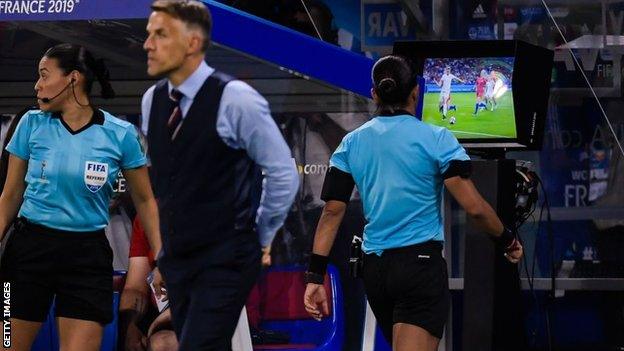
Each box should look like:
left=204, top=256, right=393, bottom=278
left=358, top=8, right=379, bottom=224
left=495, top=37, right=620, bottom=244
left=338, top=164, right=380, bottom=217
left=0, top=43, right=162, bottom=351
left=303, top=56, right=523, bottom=351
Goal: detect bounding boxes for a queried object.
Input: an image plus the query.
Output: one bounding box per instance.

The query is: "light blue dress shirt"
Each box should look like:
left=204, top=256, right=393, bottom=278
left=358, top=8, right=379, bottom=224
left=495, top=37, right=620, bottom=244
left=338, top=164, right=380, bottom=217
left=141, top=61, right=298, bottom=247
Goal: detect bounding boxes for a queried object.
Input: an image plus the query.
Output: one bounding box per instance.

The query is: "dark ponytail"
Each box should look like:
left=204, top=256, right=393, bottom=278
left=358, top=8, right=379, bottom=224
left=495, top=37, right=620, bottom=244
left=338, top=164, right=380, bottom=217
left=84, top=53, right=116, bottom=99
left=372, top=55, right=417, bottom=112
left=44, top=43, right=116, bottom=99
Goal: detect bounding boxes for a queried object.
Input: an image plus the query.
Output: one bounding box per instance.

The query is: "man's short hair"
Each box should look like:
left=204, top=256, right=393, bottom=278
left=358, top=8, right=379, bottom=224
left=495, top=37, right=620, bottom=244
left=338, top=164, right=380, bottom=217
left=151, top=0, right=211, bottom=51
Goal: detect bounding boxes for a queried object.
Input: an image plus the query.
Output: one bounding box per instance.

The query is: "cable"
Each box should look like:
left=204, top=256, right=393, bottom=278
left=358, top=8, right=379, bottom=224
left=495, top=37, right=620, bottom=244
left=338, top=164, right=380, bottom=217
left=519, top=227, right=539, bottom=348
left=532, top=172, right=555, bottom=351
left=536, top=3, right=624, bottom=348
left=529, top=198, right=548, bottom=349
left=71, top=81, right=90, bottom=108
left=510, top=163, right=545, bottom=349
left=540, top=0, right=624, bottom=159
left=515, top=171, right=542, bottom=349
left=300, top=0, right=324, bottom=41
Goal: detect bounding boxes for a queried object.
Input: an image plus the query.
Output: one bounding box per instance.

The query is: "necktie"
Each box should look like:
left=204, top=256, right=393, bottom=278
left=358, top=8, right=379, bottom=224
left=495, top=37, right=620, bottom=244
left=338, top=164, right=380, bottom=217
left=168, top=89, right=184, bottom=140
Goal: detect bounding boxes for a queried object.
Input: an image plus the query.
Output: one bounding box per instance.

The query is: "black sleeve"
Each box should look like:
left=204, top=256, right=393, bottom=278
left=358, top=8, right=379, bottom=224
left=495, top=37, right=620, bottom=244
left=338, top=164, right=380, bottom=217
left=442, top=160, right=472, bottom=180
left=320, top=166, right=355, bottom=203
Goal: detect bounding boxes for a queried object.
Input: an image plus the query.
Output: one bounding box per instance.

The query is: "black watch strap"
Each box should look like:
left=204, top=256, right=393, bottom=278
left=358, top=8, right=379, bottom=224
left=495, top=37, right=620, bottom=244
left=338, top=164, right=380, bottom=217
left=494, top=227, right=516, bottom=250
left=154, top=250, right=164, bottom=267
left=304, top=271, right=324, bottom=285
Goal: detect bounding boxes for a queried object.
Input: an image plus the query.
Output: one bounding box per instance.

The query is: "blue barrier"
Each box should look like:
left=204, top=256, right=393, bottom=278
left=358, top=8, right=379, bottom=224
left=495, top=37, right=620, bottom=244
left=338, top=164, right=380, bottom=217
left=257, top=265, right=344, bottom=351
left=203, top=0, right=374, bottom=98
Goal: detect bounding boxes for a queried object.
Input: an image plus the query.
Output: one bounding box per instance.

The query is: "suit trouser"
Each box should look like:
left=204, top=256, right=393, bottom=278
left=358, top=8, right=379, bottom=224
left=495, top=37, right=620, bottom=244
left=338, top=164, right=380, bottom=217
left=160, top=237, right=261, bottom=351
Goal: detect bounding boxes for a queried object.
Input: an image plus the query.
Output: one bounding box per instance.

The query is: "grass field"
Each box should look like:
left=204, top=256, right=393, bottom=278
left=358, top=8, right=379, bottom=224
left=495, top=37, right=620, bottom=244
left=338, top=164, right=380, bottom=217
left=423, top=92, right=517, bottom=139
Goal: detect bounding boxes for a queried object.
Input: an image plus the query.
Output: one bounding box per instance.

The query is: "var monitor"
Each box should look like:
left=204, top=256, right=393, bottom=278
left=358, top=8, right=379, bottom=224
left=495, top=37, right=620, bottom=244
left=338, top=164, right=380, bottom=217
left=423, top=57, right=516, bottom=140
left=394, top=40, right=554, bottom=150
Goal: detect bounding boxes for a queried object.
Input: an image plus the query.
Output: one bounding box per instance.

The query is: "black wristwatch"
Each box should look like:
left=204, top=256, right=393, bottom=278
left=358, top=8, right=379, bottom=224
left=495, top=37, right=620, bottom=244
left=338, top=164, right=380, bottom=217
left=494, top=227, right=516, bottom=250
left=303, top=271, right=324, bottom=285
left=154, top=250, right=164, bottom=268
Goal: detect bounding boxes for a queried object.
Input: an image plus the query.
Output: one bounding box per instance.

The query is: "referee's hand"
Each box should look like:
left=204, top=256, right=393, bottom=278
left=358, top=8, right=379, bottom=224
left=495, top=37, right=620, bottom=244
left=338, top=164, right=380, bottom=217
left=504, top=239, right=524, bottom=264
left=152, top=267, right=167, bottom=301
left=304, top=284, right=329, bottom=321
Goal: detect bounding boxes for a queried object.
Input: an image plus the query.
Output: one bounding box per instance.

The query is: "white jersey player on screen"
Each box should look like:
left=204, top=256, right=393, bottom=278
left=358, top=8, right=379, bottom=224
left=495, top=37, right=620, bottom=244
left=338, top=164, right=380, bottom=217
left=485, top=72, right=499, bottom=111
left=436, top=67, right=465, bottom=120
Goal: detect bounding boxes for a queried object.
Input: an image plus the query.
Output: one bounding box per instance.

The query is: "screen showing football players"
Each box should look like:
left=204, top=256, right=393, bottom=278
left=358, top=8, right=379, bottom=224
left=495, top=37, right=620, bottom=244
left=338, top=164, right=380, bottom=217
left=422, top=57, right=517, bottom=139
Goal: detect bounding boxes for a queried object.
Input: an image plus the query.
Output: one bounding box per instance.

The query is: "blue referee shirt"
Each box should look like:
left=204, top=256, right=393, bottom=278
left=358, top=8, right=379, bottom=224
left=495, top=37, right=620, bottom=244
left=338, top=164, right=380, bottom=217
left=6, top=109, right=147, bottom=232
left=329, top=114, right=469, bottom=255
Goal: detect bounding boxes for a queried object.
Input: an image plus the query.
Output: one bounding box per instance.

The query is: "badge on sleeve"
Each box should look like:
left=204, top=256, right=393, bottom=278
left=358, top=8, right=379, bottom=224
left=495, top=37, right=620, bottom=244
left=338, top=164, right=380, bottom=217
left=84, top=161, right=109, bottom=193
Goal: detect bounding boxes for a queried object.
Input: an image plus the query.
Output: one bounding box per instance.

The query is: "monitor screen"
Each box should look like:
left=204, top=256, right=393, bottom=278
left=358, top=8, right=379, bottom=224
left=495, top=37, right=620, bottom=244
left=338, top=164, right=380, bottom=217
left=422, top=57, right=517, bottom=140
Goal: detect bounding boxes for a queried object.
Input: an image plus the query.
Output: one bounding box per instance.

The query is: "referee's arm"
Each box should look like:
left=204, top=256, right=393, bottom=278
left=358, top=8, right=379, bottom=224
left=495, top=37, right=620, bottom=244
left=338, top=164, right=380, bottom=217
left=312, top=166, right=354, bottom=256
left=444, top=175, right=503, bottom=237
left=311, top=201, right=347, bottom=256
left=444, top=174, right=522, bottom=263
left=124, top=168, right=162, bottom=257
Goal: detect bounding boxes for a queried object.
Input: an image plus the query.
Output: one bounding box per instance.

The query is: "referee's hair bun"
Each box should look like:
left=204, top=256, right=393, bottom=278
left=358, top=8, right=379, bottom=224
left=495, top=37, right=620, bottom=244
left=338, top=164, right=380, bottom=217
left=376, top=77, right=401, bottom=104
left=372, top=55, right=417, bottom=106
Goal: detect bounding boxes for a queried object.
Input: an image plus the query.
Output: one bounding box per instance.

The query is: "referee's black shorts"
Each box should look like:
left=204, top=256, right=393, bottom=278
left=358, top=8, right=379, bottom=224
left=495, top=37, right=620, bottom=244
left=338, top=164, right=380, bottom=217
left=362, top=240, right=450, bottom=341
left=0, top=218, right=113, bottom=324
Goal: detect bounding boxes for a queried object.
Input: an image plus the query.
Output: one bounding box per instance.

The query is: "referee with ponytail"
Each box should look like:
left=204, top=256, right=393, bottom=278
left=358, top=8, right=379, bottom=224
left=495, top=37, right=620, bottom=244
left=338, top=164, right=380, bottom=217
left=303, top=55, right=523, bottom=351
left=0, top=43, right=161, bottom=351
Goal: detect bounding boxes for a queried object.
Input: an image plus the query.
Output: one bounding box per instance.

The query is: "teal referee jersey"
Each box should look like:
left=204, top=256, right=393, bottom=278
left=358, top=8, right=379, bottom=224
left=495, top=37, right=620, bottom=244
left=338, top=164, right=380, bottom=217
left=6, top=109, right=146, bottom=232
left=329, top=114, right=469, bottom=255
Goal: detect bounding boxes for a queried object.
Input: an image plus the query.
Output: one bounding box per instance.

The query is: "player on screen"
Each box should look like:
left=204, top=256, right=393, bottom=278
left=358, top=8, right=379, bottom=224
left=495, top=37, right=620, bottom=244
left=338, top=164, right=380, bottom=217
left=473, top=70, right=488, bottom=115
left=485, top=71, right=499, bottom=111
left=436, top=67, right=464, bottom=120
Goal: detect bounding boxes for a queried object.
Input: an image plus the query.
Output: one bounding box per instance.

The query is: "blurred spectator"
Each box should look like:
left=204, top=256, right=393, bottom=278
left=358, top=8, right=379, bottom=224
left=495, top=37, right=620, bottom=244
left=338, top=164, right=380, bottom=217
left=0, top=107, right=32, bottom=194
left=118, top=217, right=177, bottom=351
left=105, top=124, right=146, bottom=271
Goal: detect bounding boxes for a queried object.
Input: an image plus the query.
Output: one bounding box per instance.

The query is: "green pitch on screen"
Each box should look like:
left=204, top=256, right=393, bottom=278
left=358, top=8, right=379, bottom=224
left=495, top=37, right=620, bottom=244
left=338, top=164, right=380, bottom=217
left=422, top=92, right=517, bottom=139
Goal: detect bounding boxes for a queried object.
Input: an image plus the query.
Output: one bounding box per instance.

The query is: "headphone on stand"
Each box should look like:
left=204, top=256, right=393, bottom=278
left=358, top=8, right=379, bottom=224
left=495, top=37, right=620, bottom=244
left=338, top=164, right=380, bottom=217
left=513, top=161, right=539, bottom=226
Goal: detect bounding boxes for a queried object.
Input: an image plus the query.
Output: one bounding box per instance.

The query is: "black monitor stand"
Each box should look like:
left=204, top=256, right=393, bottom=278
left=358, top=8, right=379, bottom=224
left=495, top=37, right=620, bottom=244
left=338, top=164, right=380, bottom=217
left=461, top=159, right=526, bottom=351
left=467, top=148, right=509, bottom=160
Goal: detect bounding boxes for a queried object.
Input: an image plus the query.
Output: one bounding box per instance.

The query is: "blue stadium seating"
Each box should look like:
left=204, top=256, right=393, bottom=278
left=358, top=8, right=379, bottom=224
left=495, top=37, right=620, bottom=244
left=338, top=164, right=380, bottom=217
left=253, top=265, right=344, bottom=351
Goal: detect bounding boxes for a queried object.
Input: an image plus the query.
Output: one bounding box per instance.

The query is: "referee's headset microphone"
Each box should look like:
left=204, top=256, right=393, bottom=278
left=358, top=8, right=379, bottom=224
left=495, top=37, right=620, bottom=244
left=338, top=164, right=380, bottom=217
left=38, top=77, right=75, bottom=104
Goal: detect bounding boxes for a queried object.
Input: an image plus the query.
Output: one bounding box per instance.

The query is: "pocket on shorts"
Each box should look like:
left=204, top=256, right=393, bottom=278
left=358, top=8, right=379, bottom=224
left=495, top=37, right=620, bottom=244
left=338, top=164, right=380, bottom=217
left=71, top=236, right=113, bottom=272
left=387, top=252, right=447, bottom=301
